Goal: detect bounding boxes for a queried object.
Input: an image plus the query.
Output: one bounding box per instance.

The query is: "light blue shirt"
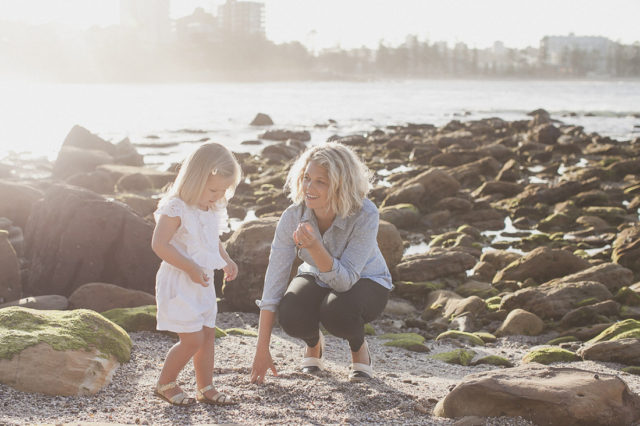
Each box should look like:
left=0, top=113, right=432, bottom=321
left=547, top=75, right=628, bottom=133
left=256, top=198, right=393, bottom=312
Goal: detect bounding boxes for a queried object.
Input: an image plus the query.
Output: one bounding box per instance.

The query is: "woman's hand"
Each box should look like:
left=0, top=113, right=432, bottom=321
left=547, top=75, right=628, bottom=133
left=187, top=263, right=210, bottom=287
left=223, top=259, right=238, bottom=281
left=250, top=348, right=278, bottom=384
left=293, top=222, right=319, bottom=249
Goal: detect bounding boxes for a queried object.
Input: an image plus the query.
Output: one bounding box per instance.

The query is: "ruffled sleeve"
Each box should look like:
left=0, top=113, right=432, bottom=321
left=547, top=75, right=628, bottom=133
left=213, top=203, right=230, bottom=235
left=154, top=197, right=185, bottom=221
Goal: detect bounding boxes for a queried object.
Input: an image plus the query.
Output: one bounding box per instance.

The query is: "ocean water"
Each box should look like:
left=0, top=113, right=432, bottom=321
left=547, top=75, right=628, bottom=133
left=1, top=79, right=639, bottom=169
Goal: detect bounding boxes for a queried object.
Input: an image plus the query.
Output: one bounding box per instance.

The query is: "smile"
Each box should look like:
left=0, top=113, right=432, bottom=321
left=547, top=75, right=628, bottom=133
left=305, top=194, right=319, bottom=199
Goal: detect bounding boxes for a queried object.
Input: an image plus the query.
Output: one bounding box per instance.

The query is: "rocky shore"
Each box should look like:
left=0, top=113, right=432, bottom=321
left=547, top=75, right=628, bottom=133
left=1, top=110, right=640, bottom=425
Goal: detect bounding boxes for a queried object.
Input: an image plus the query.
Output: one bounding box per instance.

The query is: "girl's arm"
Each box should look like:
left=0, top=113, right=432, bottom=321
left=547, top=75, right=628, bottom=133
left=250, top=309, right=278, bottom=384
left=219, top=241, right=238, bottom=281
left=151, top=215, right=209, bottom=286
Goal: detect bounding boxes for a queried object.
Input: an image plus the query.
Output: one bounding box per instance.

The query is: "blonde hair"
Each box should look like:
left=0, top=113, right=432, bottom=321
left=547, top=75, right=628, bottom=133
left=162, top=142, right=241, bottom=208
left=285, top=142, right=372, bottom=218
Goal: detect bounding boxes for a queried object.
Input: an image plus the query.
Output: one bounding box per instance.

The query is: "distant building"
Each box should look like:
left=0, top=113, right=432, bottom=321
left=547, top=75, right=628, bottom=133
left=120, top=0, right=171, bottom=44
left=541, top=34, right=615, bottom=74
left=217, top=0, right=265, bottom=37
left=175, top=7, right=219, bottom=42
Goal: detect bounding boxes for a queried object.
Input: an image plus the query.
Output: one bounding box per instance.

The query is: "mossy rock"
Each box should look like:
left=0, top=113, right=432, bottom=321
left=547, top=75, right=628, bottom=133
left=432, top=349, right=476, bottom=366
left=364, top=323, right=376, bottom=336
left=224, top=328, right=257, bottom=337
left=575, top=297, right=599, bottom=308
left=379, top=332, right=428, bottom=352
left=0, top=306, right=132, bottom=363
left=473, top=332, right=497, bottom=344
left=101, top=305, right=157, bottom=332
left=615, top=287, right=640, bottom=306
left=611, top=328, right=640, bottom=341
left=546, top=336, right=579, bottom=345
left=472, top=355, right=513, bottom=367
left=522, top=347, right=580, bottom=365
left=435, top=330, right=484, bottom=346
left=622, top=366, right=640, bottom=376
left=587, top=319, right=640, bottom=344
left=485, top=296, right=502, bottom=312
left=215, top=327, right=228, bottom=338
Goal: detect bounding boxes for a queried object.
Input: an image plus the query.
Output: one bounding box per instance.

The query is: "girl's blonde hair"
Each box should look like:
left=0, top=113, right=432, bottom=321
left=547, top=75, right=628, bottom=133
left=285, top=142, right=372, bottom=218
left=162, top=142, right=241, bottom=208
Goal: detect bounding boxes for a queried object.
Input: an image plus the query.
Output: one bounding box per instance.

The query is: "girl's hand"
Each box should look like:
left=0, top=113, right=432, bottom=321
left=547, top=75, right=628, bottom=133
left=250, top=348, right=278, bottom=384
left=293, top=222, right=319, bottom=250
left=187, top=263, right=210, bottom=287
left=223, top=259, right=238, bottom=281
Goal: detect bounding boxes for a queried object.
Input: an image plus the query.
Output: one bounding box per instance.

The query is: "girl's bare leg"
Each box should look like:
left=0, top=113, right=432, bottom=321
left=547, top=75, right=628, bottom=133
left=157, top=330, right=204, bottom=399
left=193, top=326, right=220, bottom=398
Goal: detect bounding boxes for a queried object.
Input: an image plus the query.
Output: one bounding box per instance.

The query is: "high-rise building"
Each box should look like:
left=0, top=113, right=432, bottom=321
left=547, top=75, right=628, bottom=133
left=120, top=0, right=171, bottom=44
left=217, top=0, right=265, bottom=37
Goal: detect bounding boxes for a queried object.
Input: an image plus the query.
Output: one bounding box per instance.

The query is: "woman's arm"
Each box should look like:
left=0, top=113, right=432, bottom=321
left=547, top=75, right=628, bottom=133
left=151, top=215, right=209, bottom=286
left=250, top=309, right=278, bottom=384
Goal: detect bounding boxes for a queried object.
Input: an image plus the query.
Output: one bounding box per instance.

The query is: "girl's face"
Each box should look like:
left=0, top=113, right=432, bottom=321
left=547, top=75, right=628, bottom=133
left=302, top=160, right=332, bottom=213
left=198, top=173, right=233, bottom=210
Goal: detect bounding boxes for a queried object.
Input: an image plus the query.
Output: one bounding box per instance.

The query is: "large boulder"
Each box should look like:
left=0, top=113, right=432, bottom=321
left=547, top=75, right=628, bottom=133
left=376, top=220, right=404, bottom=271
left=578, top=338, right=640, bottom=365
left=223, top=218, right=279, bottom=311
left=612, top=225, right=640, bottom=275
left=434, top=364, right=640, bottom=425
left=53, top=146, right=113, bottom=179
left=0, top=307, right=131, bottom=396
left=23, top=185, right=159, bottom=297
left=68, top=282, right=155, bottom=312
left=96, top=164, right=176, bottom=190
left=0, top=295, right=68, bottom=310
left=0, top=180, right=44, bottom=228
left=405, top=168, right=460, bottom=208
left=0, top=230, right=20, bottom=304
left=545, top=262, right=634, bottom=293
left=61, top=125, right=116, bottom=155
left=395, top=248, right=477, bottom=282
left=496, top=308, right=544, bottom=336
left=493, top=247, right=590, bottom=284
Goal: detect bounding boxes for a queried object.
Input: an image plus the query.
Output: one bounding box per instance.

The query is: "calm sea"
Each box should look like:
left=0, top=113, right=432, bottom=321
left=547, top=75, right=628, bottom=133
left=1, top=79, right=639, bottom=169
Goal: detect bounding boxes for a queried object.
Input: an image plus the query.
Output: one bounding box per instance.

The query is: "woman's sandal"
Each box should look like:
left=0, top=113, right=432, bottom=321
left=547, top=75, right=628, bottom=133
left=196, top=384, right=236, bottom=405
left=154, top=381, right=196, bottom=406
left=349, top=341, right=373, bottom=382
left=301, top=332, right=325, bottom=374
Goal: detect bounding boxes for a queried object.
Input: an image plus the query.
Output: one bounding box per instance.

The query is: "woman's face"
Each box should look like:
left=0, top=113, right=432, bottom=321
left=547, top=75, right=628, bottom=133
left=198, top=173, right=233, bottom=210
left=302, top=160, right=332, bottom=213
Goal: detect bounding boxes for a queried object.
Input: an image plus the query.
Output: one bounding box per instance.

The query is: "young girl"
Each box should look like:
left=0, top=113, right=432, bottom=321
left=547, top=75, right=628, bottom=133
left=151, top=142, right=241, bottom=406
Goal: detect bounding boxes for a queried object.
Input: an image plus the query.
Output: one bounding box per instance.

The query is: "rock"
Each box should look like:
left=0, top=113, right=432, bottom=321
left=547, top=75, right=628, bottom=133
left=395, top=249, right=477, bottom=282
left=69, top=282, right=155, bottom=312
left=433, top=197, right=473, bottom=213
left=0, top=295, right=68, bottom=310
left=530, top=123, right=561, bottom=145
left=97, top=164, right=176, bottom=189
left=261, top=139, right=306, bottom=163
left=578, top=338, right=640, bottom=365
left=500, top=281, right=613, bottom=320
left=405, top=169, right=460, bottom=208
left=376, top=220, right=404, bottom=271
left=612, top=225, right=640, bottom=275
left=0, top=180, right=44, bottom=228
left=559, top=300, right=620, bottom=329
left=259, top=129, right=311, bottom=142
left=223, top=218, right=279, bottom=311
left=0, top=230, right=20, bottom=304
left=435, top=330, right=484, bottom=346
left=480, top=250, right=521, bottom=270
left=53, top=146, right=114, bottom=179
left=454, top=280, right=497, bottom=298
left=379, top=203, right=420, bottom=229
left=434, top=364, right=640, bottom=425
left=24, top=185, right=159, bottom=297
left=545, top=262, right=634, bottom=293
left=115, top=173, right=154, bottom=192
left=101, top=305, right=157, bottom=332
left=0, top=307, right=131, bottom=396
left=471, top=181, right=523, bottom=198
left=587, top=319, right=640, bottom=344
left=250, top=113, right=274, bottom=126
left=432, top=349, right=476, bottom=366
left=383, top=298, right=417, bottom=316
left=423, top=290, right=486, bottom=321
left=115, top=193, right=158, bottom=218
left=224, top=327, right=258, bottom=337
left=382, top=183, right=425, bottom=207
left=61, top=125, right=116, bottom=155
left=114, top=137, right=144, bottom=167
left=493, top=247, right=590, bottom=285
left=66, top=169, right=115, bottom=194
left=379, top=332, right=428, bottom=352
left=496, top=309, right=544, bottom=336
left=522, top=347, right=581, bottom=364
left=471, top=355, right=513, bottom=367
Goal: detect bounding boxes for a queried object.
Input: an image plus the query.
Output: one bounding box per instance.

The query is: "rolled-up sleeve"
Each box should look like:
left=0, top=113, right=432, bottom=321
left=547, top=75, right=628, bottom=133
left=255, top=208, right=297, bottom=311
left=317, top=209, right=378, bottom=293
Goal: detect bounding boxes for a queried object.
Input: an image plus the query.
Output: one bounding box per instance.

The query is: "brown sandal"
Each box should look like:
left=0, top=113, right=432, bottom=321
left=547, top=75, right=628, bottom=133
left=154, top=381, right=196, bottom=406
left=196, top=384, right=236, bottom=405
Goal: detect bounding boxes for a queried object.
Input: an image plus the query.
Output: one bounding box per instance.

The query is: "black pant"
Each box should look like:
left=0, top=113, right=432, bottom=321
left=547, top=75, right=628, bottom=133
left=278, top=275, right=389, bottom=352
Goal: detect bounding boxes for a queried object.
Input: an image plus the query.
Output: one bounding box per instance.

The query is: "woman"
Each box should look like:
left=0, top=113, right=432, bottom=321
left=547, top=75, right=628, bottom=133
left=250, top=142, right=392, bottom=384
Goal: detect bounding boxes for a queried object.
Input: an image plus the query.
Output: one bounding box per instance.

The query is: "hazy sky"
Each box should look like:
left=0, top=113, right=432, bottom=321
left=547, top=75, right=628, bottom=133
left=0, top=0, right=638, bottom=49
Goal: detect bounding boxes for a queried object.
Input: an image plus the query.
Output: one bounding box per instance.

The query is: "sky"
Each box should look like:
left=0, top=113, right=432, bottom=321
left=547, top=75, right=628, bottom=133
left=0, top=0, right=638, bottom=50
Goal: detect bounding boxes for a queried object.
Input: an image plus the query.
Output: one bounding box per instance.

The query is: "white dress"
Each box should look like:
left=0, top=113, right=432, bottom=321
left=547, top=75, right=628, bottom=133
left=153, top=197, right=229, bottom=333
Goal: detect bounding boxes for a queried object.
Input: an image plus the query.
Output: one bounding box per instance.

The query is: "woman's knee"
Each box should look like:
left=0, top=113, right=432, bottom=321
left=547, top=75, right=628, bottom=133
left=320, top=296, right=362, bottom=335
left=278, top=293, right=312, bottom=336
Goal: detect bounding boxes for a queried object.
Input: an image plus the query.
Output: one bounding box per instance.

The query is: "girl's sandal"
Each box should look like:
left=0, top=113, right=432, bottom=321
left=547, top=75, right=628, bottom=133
left=154, top=381, right=196, bottom=406
left=196, top=384, right=236, bottom=405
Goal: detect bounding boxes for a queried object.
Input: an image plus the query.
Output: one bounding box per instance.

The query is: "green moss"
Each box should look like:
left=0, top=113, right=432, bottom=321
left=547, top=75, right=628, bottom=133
left=575, top=297, right=599, bottom=308
left=622, top=366, right=640, bottom=376
left=612, top=329, right=640, bottom=341
left=364, top=323, right=376, bottom=336
left=432, top=349, right=476, bottom=366
left=473, top=332, right=497, bottom=344
left=486, top=296, right=501, bottom=304
left=101, top=305, right=157, bottom=332
left=0, top=307, right=132, bottom=363
left=588, top=319, right=640, bottom=344
left=380, top=332, right=428, bottom=352
left=522, top=347, right=580, bottom=364
left=546, top=336, right=579, bottom=345
left=224, top=328, right=257, bottom=337
left=215, top=327, right=228, bottom=338
left=435, top=330, right=484, bottom=346
left=615, top=287, right=640, bottom=306
left=472, top=355, right=513, bottom=367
